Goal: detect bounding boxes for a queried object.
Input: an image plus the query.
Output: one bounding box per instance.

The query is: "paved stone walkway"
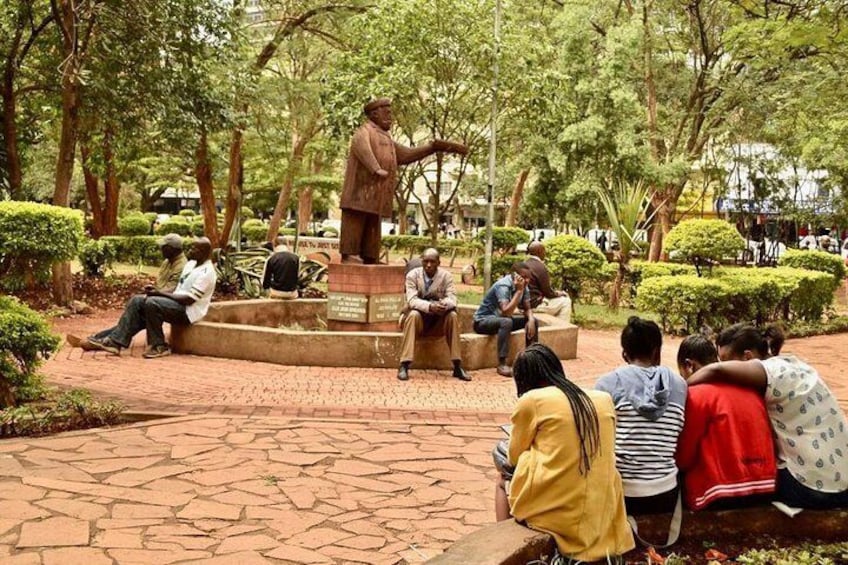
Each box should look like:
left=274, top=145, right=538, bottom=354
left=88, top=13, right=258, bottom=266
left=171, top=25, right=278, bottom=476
left=0, top=416, right=499, bottom=564
left=3, top=311, right=845, bottom=563
left=45, top=312, right=848, bottom=419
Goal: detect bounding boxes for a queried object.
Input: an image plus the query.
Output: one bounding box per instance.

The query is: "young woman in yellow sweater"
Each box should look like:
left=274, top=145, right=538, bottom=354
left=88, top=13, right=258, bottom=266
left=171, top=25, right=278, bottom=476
left=495, top=344, right=635, bottom=562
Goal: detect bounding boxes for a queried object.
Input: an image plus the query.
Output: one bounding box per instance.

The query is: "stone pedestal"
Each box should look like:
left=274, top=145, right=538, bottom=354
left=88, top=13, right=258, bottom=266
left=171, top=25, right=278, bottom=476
left=327, top=263, right=406, bottom=332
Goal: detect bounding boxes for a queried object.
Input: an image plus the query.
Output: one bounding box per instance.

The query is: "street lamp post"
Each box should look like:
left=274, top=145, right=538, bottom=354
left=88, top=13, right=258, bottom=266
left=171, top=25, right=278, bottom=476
left=483, top=0, right=501, bottom=290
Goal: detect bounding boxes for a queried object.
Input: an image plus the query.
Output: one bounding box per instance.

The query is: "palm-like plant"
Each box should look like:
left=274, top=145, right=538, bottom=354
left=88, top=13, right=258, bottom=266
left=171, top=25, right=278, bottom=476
left=596, top=180, right=657, bottom=309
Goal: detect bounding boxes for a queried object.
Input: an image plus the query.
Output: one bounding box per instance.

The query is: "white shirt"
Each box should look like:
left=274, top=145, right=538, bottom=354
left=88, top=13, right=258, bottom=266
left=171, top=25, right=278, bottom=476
left=760, top=355, right=848, bottom=493
left=174, top=260, right=217, bottom=323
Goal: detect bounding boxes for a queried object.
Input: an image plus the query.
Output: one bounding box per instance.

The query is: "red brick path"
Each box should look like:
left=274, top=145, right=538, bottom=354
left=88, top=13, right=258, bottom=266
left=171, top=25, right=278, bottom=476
left=46, top=311, right=848, bottom=420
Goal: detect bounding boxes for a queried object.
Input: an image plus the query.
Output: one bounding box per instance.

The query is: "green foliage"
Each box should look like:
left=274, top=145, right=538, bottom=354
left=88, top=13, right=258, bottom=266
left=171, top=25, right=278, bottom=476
left=0, top=296, right=60, bottom=406
left=190, top=221, right=206, bottom=237
left=477, top=227, right=531, bottom=255
left=1, top=388, right=124, bottom=438
left=627, top=260, right=697, bottom=288
left=476, top=254, right=527, bottom=282
left=118, top=213, right=152, bottom=236
left=143, top=212, right=157, bottom=225
left=779, top=249, right=846, bottom=284
left=155, top=216, right=192, bottom=237
left=101, top=236, right=190, bottom=266
left=382, top=235, right=481, bottom=257
left=636, top=267, right=836, bottom=333
left=78, top=239, right=118, bottom=277
left=0, top=202, right=84, bottom=290
left=736, top=542, right=848, bottom=565
left=241, top=219, right=269, bottom=243
left=178, top=209, right=197, bottom=217
left=665, top=219, right=746, bottom=268
left=544, top=235, right=608, bottom=300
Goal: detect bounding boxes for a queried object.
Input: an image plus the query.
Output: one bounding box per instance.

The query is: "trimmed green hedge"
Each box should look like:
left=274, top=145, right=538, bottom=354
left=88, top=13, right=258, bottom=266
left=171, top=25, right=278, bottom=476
left=178, top=209, right=197, bottom=217
left=475, top=254, right=526, bottom=282
left=100, top=236, right=193, bottom=266
left=78, top=239, right=119, bottom=277
left=382, top=235, right=482, bottom=257
left=665, top=219, right=746, bottom=266
left=476, top=226, right=530, bottom=254
left=544, top=234, right=607, bottom=300
left=241, top=219, right=268, bottom=243
left=779, top=248, right=846, bottom=284
left=0, top=296, right=59, bottom=404
left=636, top=267, right=836, bottom=333
left=0, top=202, right=84, bottom=290
left=155, top=216, right=192, bottom=236
left=118, top=213, right=152, bottom=236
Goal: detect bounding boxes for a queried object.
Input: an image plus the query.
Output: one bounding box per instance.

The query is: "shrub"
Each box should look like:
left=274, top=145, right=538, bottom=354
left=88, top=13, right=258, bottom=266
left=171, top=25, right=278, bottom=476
left=178, top=209, right=197, bottom=217
left=778, top=248, right=846, bottom=284
left=477, top=227, right=530, bottom=254
left=544, top=234, right=607, bottom=300
left=101, top=236, right=192, bottom=266
left=241, top=219, right=268, bottom=243
left=155, top=216, right=192, bottom=236
left=475, top=254, right=526, bottom=282
left=321, top=226, right=339, bottom=237
left=665, top=219, right=746, bottom=269
left=118, top=213, right=152, bottom=236
left=0, top=296, right=59, bottom=406
left=78, top=239, right=118, bottom=277
left=0, top=202, right=84, bottom=290
left=143, top=212, right=157, bottom=225
left=190, top=220, right=207, bottom=237
left=636, top=266, right=836, bottom=332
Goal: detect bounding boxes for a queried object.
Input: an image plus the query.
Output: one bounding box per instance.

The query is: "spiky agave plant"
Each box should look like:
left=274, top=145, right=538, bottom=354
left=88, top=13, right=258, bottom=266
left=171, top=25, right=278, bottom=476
left=595, top=180, right=657, bottom=309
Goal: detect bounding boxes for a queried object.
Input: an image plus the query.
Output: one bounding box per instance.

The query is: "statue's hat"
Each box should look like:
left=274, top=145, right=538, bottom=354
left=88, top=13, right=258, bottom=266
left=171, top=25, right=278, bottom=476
left=364, top=98, right=392, bottom=113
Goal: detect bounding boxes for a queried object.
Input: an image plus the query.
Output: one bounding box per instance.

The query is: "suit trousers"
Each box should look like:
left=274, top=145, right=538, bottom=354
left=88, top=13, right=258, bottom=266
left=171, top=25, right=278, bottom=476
left=339, top=209, right=381, bottom=262
left=400, top=310, right=462, bottom=364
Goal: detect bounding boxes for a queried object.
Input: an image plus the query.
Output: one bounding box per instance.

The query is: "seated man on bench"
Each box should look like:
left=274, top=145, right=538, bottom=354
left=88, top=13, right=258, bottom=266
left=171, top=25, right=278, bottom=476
left=397, top=248, right=471, bottom=382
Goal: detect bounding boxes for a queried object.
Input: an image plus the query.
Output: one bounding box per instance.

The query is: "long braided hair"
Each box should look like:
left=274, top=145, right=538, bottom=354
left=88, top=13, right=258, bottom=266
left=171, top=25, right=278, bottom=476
left=513, top=344, right=600, bottom=475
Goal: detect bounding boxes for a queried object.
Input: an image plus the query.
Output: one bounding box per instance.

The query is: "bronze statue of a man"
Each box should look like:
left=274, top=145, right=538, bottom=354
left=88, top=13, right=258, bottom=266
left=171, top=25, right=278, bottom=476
left=339, top=98, right=468, bottom=264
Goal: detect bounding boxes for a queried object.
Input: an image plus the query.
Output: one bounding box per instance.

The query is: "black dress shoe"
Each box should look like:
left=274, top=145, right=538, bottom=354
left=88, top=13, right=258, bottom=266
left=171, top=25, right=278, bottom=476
left=452, top=368, right=472, bottom=382
left=397, top=365, right=409, bottom=381
left=496, top=365, right=513, bottom=378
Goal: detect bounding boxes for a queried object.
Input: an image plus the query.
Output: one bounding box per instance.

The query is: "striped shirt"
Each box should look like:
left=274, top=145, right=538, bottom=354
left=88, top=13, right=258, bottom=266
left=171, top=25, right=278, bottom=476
left=595, top=365, right=688, bottom=498
left=612, top=399, right=686, bottom=497
left=174, top=260, right=217, bottom=323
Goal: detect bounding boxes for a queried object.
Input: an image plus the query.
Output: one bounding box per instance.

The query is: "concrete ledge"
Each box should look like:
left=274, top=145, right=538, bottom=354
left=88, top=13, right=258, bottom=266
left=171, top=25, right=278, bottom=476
left=171, top=300, right=578, bottom=369
left=428, top=506, right=848, bottom=564
left=426, top=521, right=553, bottom=565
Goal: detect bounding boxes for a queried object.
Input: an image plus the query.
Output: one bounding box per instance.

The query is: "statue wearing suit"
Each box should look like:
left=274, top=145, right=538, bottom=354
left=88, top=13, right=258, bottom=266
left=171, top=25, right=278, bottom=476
left=339, top=98, right=467, bottom=264
left=398, top=249, right=470, bottom=382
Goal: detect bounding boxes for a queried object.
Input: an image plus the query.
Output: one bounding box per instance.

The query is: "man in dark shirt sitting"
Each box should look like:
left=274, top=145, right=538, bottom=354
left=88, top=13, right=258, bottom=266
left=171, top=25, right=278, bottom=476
left=526, top=242, right=571, bottom=322
left=263, top=244, right=299, bottom=299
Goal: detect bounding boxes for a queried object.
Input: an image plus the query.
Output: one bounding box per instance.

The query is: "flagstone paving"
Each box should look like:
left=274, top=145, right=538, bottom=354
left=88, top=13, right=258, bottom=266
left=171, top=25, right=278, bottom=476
left=0, top=416, right=501, bottom=564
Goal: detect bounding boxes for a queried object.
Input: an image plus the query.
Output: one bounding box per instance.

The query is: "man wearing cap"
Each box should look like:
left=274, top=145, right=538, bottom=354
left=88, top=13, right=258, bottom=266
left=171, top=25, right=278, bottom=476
left=339, top=98, right=468, bottom=264
left=67, top=233, right=187, bottom=350
left=67, top=237, right=216, bottom=359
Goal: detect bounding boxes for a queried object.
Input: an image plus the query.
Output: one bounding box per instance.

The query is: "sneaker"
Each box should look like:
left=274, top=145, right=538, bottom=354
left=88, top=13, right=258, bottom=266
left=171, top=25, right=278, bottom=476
left=143, top=345, right=172, bottom=359
left=452, top=368, right=472, bottom=382
left=88, top=337, right=121, bottom=355
left=66, top=334, right=98, bottom=351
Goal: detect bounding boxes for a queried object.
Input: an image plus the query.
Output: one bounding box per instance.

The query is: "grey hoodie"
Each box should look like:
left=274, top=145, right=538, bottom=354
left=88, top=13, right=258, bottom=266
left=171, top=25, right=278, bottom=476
left=595, top=365, right=688, bottom=497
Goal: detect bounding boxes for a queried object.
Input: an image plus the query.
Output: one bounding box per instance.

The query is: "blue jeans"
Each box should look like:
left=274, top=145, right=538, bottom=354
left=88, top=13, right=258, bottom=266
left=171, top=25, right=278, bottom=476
left=473, top=316, right=538, bottom=361
left=100, top=295, right=190, bottom=349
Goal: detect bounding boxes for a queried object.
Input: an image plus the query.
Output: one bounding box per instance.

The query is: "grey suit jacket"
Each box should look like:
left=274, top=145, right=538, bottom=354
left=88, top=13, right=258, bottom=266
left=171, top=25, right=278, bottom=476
left=405, top=267, right=458, bottom=313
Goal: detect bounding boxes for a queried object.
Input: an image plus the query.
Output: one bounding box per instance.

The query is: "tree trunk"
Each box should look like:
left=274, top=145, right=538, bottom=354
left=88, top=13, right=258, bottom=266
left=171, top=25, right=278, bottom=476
left=52, top=75, right=79, bottom=306
left=219, top=127, right=243, bottom=248
left=609, top=263, right=626, bottom=310
left=102, top=130, right=120, bottom=235
left=2, top=63, right=22, bottom=199
left=267, top=132, right=307, bottom=243
left=505, top=169, right=530, bottom=227
left=80, top=143, right=103, bottom=238
left=297, top=186, right=313, bottom=234
left=195, top=129, right=220, bottom=243
left=648, top=192, right=674, bottom=261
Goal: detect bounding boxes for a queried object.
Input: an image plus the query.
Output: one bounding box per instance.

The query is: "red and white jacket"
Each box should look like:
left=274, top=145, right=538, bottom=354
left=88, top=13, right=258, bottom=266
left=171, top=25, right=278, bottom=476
left=675, top=383, right=777, bottom=510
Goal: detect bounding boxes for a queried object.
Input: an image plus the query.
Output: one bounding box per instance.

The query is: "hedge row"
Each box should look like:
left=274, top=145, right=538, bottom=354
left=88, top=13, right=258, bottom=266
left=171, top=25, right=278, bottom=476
left=778, top=248, right=846, bottom=283
left=0, top=295, right=59, bottom=404
left=636, top=267, right=837, bottom=333
left=99, top=236, right=195, bottom=266
left=381, top=235, right=482, bottom=256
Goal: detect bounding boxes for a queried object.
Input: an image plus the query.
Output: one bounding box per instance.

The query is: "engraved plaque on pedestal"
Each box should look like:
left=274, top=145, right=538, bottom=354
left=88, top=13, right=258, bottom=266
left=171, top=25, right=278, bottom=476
left=327, top=292, right=369, bottom=323
left=368, top=294, right=405, bottom=323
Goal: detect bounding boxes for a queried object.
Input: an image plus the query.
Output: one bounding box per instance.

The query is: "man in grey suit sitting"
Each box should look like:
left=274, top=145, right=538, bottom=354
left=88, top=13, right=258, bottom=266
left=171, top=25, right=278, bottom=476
left=398, top=248, right=471, bottom=382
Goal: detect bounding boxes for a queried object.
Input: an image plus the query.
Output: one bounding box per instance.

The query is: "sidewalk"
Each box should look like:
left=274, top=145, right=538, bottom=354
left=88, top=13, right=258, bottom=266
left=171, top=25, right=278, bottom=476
left=0, top=415, right=499, bottom=564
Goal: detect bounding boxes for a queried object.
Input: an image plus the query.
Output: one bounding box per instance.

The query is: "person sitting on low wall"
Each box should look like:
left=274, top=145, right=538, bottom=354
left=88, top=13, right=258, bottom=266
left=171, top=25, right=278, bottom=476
left=526, top=242, right=572, bottom=323
left=494, top=344, right=634, bottom=562
left=688, top=324, right=848, bottom=509
left=77, top=237, right=217, bottom=359
left=473, top=262, right=538, bottom=378
left=397, top=248, right=470, bottom=382
left=675, top=335, right=776, bottom=510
